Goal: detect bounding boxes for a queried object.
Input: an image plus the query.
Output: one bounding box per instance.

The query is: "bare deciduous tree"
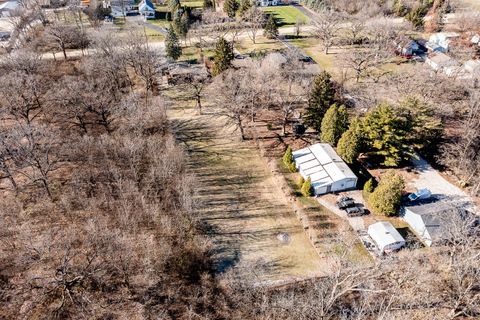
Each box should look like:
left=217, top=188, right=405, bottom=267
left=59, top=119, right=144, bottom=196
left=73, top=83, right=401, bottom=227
left=311, top=11, right=342, bottom=54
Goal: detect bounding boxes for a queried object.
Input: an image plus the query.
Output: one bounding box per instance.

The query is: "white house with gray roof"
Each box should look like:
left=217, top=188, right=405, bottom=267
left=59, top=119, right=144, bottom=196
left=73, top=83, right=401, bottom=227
left=402, top=201, right=467, bottom=247
left=292, top=143, right=357, bottom=195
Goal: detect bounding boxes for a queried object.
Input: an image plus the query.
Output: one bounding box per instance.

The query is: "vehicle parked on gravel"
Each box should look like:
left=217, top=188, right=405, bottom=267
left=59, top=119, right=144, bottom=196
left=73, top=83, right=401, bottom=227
left=336, top=197, right=355, bottom=209
left=346, top=206, right=367, bottom=217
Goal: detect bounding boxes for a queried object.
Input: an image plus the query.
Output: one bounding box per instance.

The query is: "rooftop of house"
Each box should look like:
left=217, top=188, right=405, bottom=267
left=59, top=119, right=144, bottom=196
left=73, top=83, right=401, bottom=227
left=427, top=52, right=458, bottom=66
left=404, top=200, right=469, bottom=242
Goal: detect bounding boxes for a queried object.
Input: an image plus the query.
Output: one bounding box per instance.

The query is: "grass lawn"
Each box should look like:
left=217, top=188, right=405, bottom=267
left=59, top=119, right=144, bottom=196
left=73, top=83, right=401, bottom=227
left=178, top=46, right=214, bottom=63
left=261, top=5, right=309, bottom=27
left=183, top=1, right=203, bottom=7
left=148, top=19, right=170, bottom=28
left=144, top=27, right=165, bottom=41
left=235, top=35, right=285, bottom=55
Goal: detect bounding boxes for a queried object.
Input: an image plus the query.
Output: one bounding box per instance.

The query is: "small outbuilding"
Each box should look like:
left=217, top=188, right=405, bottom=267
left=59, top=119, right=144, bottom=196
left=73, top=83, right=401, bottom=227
left=0, top=1, right=19, bottom=17
left=293, top=143, right=357, bottom=195
left=464, top=60, right=480, bottom=74
left=471, top=34, right=480, bottom=45
left=368, top=222, right=406, bottom=253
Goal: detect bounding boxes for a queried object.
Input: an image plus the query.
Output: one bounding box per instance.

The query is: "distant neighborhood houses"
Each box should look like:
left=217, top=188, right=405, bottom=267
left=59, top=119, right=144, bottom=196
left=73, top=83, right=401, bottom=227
left=256, top=0, right=295, bottom=6
left=392, top=31, right=480, bottom=82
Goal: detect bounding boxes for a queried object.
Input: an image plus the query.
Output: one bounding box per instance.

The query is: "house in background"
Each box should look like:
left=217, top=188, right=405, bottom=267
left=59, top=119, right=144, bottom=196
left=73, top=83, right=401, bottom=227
left=425, top=32, right=459, bottom=53
left=256, top=0, right=277, bottom=6
left=368, top=222, right=406, bottom=253
left=0, top=1, right=19, bottom=17
left=394, top=37, right=426, bottom=58
left=138, top=0, right=155, bottom=19
left=402, top=201, right=469, bottom=247
left=293, top=143, right=358, bottom=195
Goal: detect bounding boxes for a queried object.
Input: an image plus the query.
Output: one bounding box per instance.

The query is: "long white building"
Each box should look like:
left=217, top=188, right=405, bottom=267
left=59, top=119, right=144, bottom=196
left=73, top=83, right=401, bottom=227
left=292, top=143, right=357, bottom=195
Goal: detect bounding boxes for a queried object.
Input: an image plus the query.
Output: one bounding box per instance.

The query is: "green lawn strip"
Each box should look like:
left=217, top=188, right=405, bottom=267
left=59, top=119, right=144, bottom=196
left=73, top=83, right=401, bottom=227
left=144, top=26, right=165, bottom=41
left=148, top=19, right=170, bottom=28
left=178, top=46, right=214, bottom=63
left=261, top=5, right=309, bottom=27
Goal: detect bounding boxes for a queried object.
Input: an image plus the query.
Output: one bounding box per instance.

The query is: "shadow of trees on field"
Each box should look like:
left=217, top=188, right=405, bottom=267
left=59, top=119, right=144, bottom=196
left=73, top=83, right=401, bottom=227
left=170, top=114, right=314, bottom=275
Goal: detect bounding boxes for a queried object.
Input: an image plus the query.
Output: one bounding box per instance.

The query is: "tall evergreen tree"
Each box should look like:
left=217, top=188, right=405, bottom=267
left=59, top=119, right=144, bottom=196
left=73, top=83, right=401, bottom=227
left=238, top=0, right=251, bottom=16
left=369, top=171, right=404, bottom=216
left=263, top=14, right=279, bottom=39
left=212, top=37, right=234, bottom=76
left=203, top=0, right=214, bottom=9
left=301, top=177, right=313, bottom=197
left=165, top=26, right=182, bottom=61
left=172, top=9, right=189, bottom=40
left=337, top=118, right=362, bottom=164
left=168, top=0, right=181, bottom=13
left=320, top=104, right=349, bottom=146
left=399, top=97, right=443, bottom=153
left=223, top=0, right=238, bottom=18
left=303, top=71, right=336, bottom=132
left=362, top=104, right=412, bottom=167
left=282, top=146, right=296, bottom=172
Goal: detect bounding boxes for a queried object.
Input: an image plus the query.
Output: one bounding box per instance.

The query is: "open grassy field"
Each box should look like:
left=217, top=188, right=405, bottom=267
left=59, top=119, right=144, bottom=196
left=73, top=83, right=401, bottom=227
left=456, top=0, right=480, bottom=9
left=165, top=88, right=327, bottom=282
left=235, top=35, right=285, bottom=55
left=144, top=27, right=165, bottom=41
left=261, top=5, right=309, bottom=27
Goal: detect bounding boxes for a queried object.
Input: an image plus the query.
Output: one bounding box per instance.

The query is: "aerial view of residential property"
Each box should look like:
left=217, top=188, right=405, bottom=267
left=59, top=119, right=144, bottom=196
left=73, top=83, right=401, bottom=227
left=1, top=0, right=480, bottom=318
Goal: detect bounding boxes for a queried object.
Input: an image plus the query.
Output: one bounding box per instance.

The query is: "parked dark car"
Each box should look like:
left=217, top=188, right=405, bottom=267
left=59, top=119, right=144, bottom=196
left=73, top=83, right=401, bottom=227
left=346, top=206, right=366, bottom=217
left=336, top=197, right=355, bottom=210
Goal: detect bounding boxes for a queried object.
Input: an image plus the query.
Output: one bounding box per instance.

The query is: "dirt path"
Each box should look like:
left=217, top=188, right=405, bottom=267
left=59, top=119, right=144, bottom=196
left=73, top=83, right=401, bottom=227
left=167, top=98, right=325, bottom=282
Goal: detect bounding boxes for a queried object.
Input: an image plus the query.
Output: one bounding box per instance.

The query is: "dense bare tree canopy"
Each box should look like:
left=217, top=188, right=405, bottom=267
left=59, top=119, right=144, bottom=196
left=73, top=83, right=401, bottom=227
left=0, top=1, right=479, bottom=319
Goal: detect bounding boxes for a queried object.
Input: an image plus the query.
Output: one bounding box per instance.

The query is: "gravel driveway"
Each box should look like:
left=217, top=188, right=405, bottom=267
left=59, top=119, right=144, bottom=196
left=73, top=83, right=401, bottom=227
left=409, top=156, right=470, bottom=199
left=316, top=191, right=366, bottom=231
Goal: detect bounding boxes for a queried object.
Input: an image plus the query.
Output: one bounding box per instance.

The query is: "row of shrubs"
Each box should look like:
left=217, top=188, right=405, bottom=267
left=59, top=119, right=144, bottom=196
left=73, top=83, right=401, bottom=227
left=283, top=146, right=313, bottom=197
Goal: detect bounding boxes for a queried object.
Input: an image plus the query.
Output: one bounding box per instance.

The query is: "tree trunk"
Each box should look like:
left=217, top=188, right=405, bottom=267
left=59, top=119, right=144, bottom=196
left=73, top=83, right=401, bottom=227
left=61, top=44, right=67, bottom=60
left=196, top=96, right=202, bottom=114
left=237, top=116, right=245, bottom=140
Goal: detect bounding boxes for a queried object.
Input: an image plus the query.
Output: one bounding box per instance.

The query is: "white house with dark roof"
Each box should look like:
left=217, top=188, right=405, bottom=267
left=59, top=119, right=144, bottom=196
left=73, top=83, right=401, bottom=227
left=292, top=143, right=357, bottom=195
left=402, top=201, right=468, bottom=247
left=138, top=0, right=155, bottom=19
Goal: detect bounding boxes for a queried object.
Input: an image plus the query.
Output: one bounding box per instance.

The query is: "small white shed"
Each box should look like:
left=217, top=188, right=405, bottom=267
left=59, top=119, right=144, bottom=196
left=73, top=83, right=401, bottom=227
left=293, top=143, right=357, bottom=195
left=368, top=222, right=405, bottom=253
